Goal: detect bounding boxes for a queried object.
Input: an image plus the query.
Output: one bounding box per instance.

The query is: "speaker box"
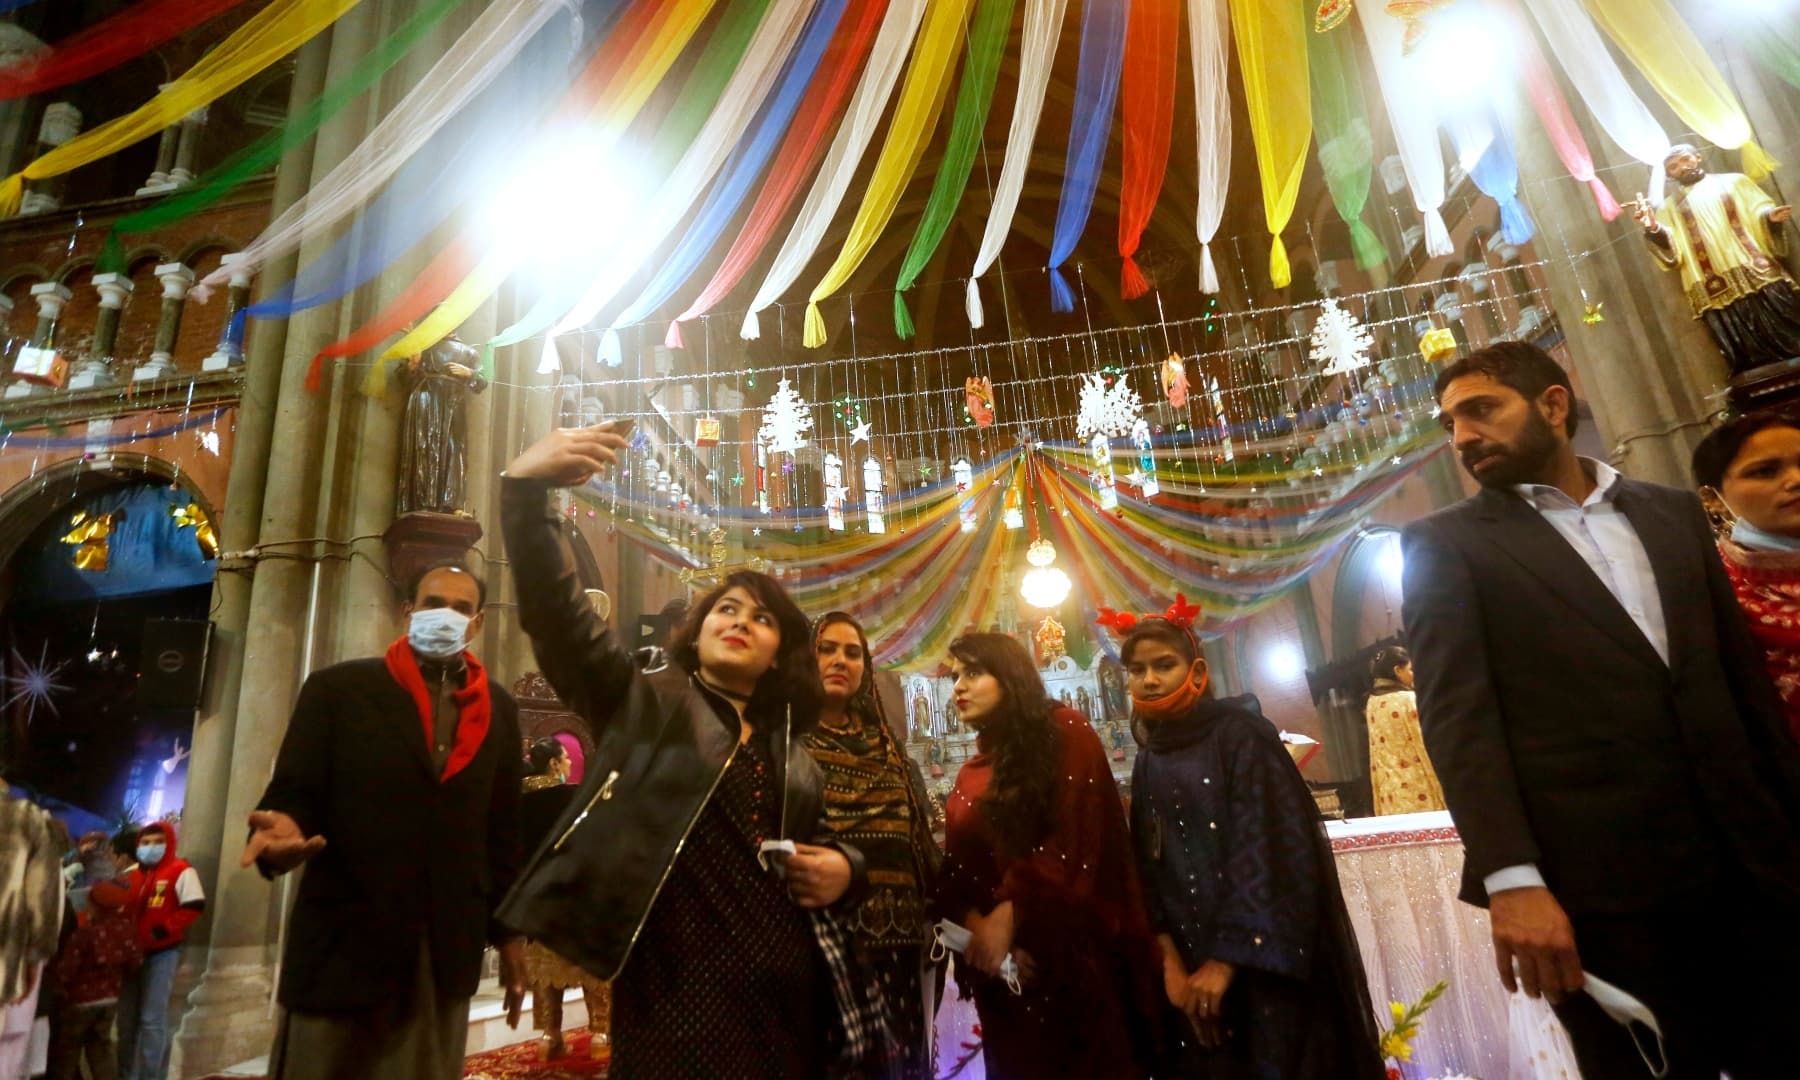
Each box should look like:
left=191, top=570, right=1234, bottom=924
left=139, top=619, right=213, bottom=710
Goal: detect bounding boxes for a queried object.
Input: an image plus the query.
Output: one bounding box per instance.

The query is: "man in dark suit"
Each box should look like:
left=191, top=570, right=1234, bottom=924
left=1401, top=342, right=1800, bottom=1078
left=240, top=561, right=525, bottom=1080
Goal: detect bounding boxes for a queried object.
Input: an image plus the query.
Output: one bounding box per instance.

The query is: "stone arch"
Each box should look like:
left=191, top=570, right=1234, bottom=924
left=1329, top=525, right=1404, bottom=659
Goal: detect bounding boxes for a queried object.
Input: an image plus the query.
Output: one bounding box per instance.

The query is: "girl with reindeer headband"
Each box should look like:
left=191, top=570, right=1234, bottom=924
left=1102, top=596, right=1385, bottom=1078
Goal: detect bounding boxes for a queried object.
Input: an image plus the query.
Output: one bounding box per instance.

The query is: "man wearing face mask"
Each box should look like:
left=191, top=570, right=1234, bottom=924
left=242, top=560, right=524, bottom=1080
left=115, top=820, right=202, bottom=1080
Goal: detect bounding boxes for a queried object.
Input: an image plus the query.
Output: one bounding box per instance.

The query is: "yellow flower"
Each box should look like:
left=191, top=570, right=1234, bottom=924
left=1380, top=1033, right=1413, bottom=1062
left=1389, top=1001, right=1406, bottom=1024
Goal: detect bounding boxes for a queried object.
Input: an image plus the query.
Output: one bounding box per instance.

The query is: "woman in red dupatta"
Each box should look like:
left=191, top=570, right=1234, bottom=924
left=1694, top=410, right=1800, bottom=741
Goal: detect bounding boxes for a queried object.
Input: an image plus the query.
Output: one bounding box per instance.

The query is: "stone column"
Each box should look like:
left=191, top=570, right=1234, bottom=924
left=132, top=262, right=195, bottom=382
left=19, top=103, right=80, bottom=215
left=5, top=283, right=71, bottom=399
left=167, top=105, right=209, bottom=189
left=202, top=255, right=254, bottom=372
left=68, top=273, right=132, bottom=390
left=136, top=83, right=182, bottom=195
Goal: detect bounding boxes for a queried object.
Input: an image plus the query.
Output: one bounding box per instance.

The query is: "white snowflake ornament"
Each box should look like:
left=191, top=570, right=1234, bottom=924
left=1309, top=298, right=1376, bottom=376
left=1076, top=371, right=1142, bottom=439
left=757, top=377, right=814, bottom=453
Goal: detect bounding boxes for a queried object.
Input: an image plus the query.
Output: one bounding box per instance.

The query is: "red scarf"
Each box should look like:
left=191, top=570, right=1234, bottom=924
left=384, top=637, right=491, bottom=782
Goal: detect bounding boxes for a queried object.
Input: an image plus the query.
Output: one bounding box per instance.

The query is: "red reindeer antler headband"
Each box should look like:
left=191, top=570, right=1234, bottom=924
left=1095, top=594, right=1202, bottom=642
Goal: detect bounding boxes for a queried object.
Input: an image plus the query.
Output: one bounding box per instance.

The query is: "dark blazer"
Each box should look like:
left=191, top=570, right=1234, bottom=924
left=257, top=656, right=522, bottom=1012
left=1401, top=477, right=1800, bottom=915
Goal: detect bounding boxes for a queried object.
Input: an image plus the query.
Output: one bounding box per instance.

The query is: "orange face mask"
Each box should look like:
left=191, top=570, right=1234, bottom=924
left=1131, top=665, right=1209, bottom=721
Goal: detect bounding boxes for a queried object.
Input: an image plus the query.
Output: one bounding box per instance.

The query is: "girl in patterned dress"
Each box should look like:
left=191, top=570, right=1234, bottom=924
left=1364, top=646, right=1447, bottom=815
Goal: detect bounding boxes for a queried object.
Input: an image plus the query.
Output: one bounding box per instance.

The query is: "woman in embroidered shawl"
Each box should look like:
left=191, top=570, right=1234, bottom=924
left=1115, top=605, right=1384, bottom=1079
left=1364, top=645, right=1447, bottom=815
left=929, top=633, right=1160, bottom=1079
left=1694, top=410, right=1800, bottom=741
left=807, top=613, right=943, bottom=1078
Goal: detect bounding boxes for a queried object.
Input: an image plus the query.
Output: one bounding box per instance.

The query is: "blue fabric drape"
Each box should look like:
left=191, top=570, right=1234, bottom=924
left=608, top=0, right=849, bottom=334
left=1047, top=0, right=1130, bottom=312
left=19, top=484, right=217, bottom=604
left=235, top=1, right=612, bottom=335
left=1459, top=113, right=1536, bottom=246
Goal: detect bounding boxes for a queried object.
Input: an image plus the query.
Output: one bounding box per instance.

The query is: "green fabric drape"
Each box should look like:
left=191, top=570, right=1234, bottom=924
left=1306, top=8, right=1385, bottom=271
left=892, top=0, right=1016, bottom=339
left=645, top=0, right=774, bottom=176
left=100, top=0, right=472, bottom=271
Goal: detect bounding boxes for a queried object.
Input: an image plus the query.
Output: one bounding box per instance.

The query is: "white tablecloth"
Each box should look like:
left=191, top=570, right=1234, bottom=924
left=1330, top=812, right=1581, bottom=1078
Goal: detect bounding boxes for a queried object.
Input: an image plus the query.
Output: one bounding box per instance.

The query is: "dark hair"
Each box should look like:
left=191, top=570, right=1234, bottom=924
left=1370, top=645, right=1412, bottom=682
left=526, top=737, right=564, bottom=776
left=948, top=633, right=1060, bottom=856
left=110, top=829, right=138, bottom=858
left=1691, top=410, right=1800, bottom=490
left=409, top=559, right=486, bottom=609
left=1434, top=341, right=1578, bottom=437
left=668, top=571, right=823, bottom=732
left=1119, top=620, right=1200, bottom=667
left=815, top=611, right=878, bottom=710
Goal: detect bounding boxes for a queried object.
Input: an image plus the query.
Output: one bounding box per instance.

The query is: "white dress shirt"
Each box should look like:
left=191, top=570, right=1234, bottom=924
left=1485, top=457, right=1669, bottom=896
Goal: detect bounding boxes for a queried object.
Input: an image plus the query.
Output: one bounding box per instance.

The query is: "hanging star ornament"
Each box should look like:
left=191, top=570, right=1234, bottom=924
left=1582, top=301, right=1605, bottom=325
left=850, top=421, right=872, bottom=445
left=4, top=642, right=70, bottom=724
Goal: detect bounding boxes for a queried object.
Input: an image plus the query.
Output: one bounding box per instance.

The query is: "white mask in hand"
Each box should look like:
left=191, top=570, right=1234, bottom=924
left=1584, top=972, right=1668, bottom=1077
left=931, top=919, right=1022, bottom=995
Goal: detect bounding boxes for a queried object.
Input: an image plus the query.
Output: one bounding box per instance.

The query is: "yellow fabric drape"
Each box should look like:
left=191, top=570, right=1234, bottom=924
left=382, top=0, right=718, bottom=361
left=1230, top=0, right=1311, bottom=287
left=1585, top=0, right=1777, bottom=179
left=0, top=0, right=365, bottom=217
left=801, top=0, right=973, bottom=348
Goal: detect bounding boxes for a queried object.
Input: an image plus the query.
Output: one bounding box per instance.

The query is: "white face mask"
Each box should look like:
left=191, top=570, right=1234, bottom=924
left=931, top=919, right=1022, bottom=995
left=1584, top=972, right=1668, bottom=1077
left=408, top=607, right=471, bottom=661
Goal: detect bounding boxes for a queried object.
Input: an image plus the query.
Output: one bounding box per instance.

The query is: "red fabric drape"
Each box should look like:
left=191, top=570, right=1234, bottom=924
left=1116, top=0, right=1178, bottom=299
left=0, top=0, right=253, bottom=102
left=1501, top=0, right=1621, bottom=220
left=667, top=0, right=890, bottom=343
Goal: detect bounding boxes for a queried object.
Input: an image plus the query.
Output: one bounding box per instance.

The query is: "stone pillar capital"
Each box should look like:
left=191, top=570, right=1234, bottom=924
left=93, top=272, right=133, bottom=309
left=218, top=253, right=254, bottom=290
left=0, top=293, right=15, bottom=317
left=37, top=103, right=81, bottom=147
left=155, top=262, right=196, bottom=301
left=29, top=281, right=72, bottom=318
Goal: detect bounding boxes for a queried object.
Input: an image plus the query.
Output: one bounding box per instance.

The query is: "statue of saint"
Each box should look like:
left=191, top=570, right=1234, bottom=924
left=1635, top=144, right=1800, bottom=375
left=397, top=339, right=487, bottom=514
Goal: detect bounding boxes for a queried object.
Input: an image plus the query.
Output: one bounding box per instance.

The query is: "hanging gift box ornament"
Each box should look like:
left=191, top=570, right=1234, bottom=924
left=1132, top=418, right=1160, bottom=498
left=1089, top=433, right=1119, bottom=511
left=1419, top=327, right=1458, bottom=363
left=1162, top=353, right=1189, bottom=409
left=12, top=345, right=68, bottom=389
left=965, top=376, right=995, bottom=428
left=694, top=415, right=721, bottom=447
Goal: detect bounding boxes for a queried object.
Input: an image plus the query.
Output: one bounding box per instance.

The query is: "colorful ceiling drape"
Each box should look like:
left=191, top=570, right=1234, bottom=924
left=0, top=0, right=363, bottom=217
left=1046, top=0, right=1129, bottom=313
left=0, top=0, right=253, bottom=101
left=1189, top=0, right=1232, bottom=294
left=964, top=0, right=1069, bottom=327
left=1356, top=0, right=1453, bottom=258
left=891, top=0, right=1015, bottom=338
left=1495, top=0, right=1619, bottom=220
left=1231, top=0, right=1311, bottom=288
left=1116, top=0, right=1178, bottom=299
left=1306, top=8, right=1385, bottom=271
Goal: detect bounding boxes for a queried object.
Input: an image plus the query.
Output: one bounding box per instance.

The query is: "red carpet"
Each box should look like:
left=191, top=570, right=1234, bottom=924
left=201, top=1028, right=609, bottom=1080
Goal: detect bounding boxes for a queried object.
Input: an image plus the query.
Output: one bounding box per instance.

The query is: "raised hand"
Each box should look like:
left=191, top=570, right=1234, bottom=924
left=505, top=422, right=633, bottom=487
left=239, top=809, right=326, bottom=874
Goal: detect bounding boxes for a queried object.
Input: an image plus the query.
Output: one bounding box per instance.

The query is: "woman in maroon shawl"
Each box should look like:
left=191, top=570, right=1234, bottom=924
left=931, top=633, right=1160, bottom=1078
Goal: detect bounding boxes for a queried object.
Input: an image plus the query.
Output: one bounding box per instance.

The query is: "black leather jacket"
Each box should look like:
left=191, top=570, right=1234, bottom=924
left=495, top=478, right=863, bottom=980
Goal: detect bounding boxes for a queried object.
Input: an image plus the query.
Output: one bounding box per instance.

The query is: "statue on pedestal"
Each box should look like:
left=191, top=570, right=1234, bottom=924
left=1634, top=144, right=1800, bottom=375
left=397, top=338, right=486, bottom=515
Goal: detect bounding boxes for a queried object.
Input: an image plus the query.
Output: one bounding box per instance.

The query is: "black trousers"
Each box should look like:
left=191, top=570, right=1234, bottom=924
left=1552, top=900, right=1797, bottom=1079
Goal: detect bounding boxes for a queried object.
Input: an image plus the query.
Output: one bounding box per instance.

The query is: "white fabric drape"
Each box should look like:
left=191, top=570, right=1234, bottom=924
left=1356, top=1, right=1453, bottom=257
left=740, top=0, right=931, bottom=339
left=964, top=0, right=1068, bottom=328
left=552, top=0, right=816, bottom=346
left=1518, top=0, right=1670, bottom=201
left=1189, top=0, right=1231, bottom=294
left=200, top=0, right=578, bottom=295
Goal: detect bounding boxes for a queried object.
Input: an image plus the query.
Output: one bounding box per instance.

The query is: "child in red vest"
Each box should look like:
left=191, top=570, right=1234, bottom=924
left=118, top=821, right=204, bottom=1080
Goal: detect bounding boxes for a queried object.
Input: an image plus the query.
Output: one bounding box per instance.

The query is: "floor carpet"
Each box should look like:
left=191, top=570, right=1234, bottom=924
left=200, top=1028, right=609, bottom=1080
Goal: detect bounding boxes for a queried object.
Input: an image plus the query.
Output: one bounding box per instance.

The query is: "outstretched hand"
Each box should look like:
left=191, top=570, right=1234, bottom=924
left=505, top=422, right=633, bottom=487
left=239, top=809, right=325, bottom=874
